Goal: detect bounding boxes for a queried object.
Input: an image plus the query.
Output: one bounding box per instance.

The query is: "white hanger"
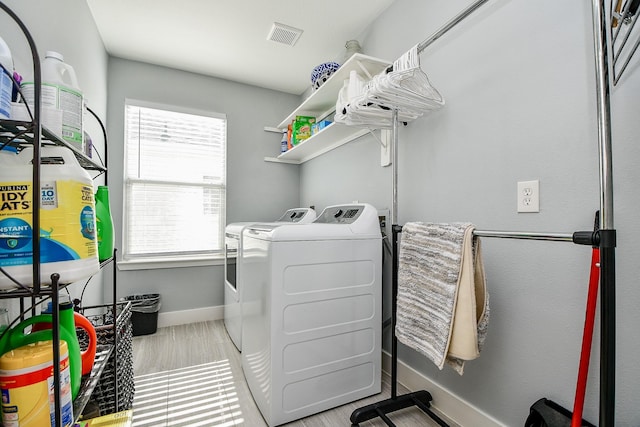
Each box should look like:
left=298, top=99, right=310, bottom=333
left=335, top=45, right=444, bottom=128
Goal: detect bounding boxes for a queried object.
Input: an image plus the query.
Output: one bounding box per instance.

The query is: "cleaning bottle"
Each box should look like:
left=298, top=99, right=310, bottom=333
left=95, top=186, right=115, bottom=261
left=0, top=36, right=13, bottom=120
left=21, top=51, right=84, bottom=150
left=0, top=308, right=9, bottom=359
left=5, top=301, right=82, bottom=399
left=0, top=145, right=17, bottom=162
left=280, top=129, right=288, bottom=154
left=31, top=300, right=97, bottom=376
left=0, top=340, right=74, bottom=427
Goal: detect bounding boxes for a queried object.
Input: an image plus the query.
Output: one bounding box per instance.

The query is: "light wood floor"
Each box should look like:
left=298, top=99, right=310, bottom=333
left=131, top=320, right=454, bottom=427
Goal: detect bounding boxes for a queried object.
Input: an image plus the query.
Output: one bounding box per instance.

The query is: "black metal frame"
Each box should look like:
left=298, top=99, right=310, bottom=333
left=350, top=224, right=449, bottom=427
left=0, top=2, right=117, bottom=424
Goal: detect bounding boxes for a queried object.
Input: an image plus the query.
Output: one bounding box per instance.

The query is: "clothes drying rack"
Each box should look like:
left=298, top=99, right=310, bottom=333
left=349, top=0, right=619, bottom=426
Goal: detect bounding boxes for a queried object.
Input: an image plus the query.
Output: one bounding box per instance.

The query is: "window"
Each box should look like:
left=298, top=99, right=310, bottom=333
left=123, top=101, right=226, bottom=262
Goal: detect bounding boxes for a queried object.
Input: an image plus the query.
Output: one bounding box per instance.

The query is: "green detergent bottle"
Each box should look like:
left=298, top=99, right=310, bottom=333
left=95, top=186, right=115, bottom=262
left=0, top=308, right=10, bottom=358
left=5, top=302, right=81, bottom=399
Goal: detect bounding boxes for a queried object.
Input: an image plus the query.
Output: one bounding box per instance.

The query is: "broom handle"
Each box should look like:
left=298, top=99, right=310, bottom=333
left=571, top=247, right=600, bottom=427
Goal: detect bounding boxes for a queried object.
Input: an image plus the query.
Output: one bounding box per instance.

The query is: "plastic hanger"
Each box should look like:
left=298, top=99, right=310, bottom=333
left=334, top=45, right=444, bottom=128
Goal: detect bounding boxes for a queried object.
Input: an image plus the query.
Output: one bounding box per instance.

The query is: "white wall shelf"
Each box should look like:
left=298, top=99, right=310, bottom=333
left=269, top=123, right=370, bottom=164
left=266, top=53, right=390, bottom=165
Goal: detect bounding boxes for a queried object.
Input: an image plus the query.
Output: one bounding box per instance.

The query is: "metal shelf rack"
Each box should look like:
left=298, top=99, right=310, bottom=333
left=0, top=120, right=107, bottom=172
left=0, top=2, right=120, bottom=424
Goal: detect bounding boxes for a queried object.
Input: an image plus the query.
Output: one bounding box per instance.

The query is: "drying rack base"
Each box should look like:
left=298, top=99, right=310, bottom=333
left=350, top=390, right=449, bottom=427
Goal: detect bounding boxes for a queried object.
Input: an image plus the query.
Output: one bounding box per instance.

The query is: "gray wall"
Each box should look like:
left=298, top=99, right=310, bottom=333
left=0, top=0, right=109, bottom=309
left=0, top=0, right=301, bottom=314
left=3, top=1, right=639, bottom=424
left=106, top=58, right=300, bottom=312
left=300, top=0, right=640, bottom=425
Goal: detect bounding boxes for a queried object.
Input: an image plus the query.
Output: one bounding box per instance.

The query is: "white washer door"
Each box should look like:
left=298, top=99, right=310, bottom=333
left=224, top=232, right=241, bottom=350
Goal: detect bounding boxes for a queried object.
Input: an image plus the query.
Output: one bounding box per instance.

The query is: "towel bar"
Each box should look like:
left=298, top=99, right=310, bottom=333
left=473, top=230, right=574, bottom=241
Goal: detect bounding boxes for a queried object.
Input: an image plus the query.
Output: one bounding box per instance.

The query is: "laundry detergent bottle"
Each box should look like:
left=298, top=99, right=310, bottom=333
left=0, top=145, right=17, bottom=164
left=95, top=186, right=114, bottom=261
left=31, top=301, right=97, bottom=376
left=0, top=146, right=100, bottom=289
left=21, top=51, right=84, bottom=150
left=5, top=301, right=82, bottom=399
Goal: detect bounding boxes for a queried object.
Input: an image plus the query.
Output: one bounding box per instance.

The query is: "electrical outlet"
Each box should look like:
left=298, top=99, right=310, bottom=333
left=517, top=180, right=539, bottom=213
left=378, top=209, right=389, bottom=237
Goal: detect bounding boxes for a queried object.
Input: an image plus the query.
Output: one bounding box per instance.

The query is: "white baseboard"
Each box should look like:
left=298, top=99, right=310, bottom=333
left=157, top=305, right=224, bottom=328
left=382, top=351, right=505, bottom=427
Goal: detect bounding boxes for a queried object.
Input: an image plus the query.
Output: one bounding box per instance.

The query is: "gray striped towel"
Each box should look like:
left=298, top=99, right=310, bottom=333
left=395, top=222, right=489, bottom=374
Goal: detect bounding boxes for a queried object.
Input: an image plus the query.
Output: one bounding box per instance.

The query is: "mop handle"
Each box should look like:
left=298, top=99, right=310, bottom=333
left=571, top=247, right=600, bottom=427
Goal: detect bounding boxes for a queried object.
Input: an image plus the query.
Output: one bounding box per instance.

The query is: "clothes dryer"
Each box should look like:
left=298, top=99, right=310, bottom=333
left=224, top=208, right=315, bottom=351
left=241, top=203, right=382, bottom=426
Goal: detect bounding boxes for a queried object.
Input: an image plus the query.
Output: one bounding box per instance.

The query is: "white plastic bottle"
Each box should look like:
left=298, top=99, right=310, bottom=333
left=0, top=36, right=13, bottom=120
left=280, top=129, right=288, bottom=153
left=0, top=146, right=17, bottom=166
left=21, top=51, right=84, bottom=151
left=0, top=146, right=99, bottom=289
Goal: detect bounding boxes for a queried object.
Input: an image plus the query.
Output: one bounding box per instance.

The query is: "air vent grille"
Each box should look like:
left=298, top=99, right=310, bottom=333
left=267, top=22, right=303, bottom=46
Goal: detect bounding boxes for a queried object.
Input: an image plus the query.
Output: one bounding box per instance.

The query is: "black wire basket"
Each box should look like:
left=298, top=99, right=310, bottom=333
left=77, top=301, right=135, bottom=416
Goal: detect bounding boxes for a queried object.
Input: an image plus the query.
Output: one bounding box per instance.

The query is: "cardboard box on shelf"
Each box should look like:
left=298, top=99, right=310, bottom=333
left=292, top=115, right=316, bottom=146
left=312, top=119, right=332, bottom=135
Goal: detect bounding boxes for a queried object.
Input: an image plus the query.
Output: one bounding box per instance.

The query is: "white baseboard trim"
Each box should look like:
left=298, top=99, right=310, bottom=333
left=157, top=305, right=224, bottom=328
left=382, top=351, right=505, bottom=427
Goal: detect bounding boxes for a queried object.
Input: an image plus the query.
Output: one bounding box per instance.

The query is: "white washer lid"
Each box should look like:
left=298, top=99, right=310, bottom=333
left=244, top=203, right=381, bottom=241
left=225, top=222, right=258, bottom=236
left=225, top=207, right=315, bottom=235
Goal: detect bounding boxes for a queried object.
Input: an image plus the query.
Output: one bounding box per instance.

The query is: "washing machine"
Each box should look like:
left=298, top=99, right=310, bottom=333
left=241, top=203, right=382, bottom=426
left=224, top=208, right=316, bottom=351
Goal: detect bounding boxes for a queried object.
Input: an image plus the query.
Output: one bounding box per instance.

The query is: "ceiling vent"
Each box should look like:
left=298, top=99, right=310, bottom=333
left=267, top=22, right=303, bottom=46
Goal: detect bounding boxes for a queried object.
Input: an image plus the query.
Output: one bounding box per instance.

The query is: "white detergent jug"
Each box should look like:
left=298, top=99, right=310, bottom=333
left=21, top=51, right=84, bottom=151
left=0, top=146, right=99, bottom=289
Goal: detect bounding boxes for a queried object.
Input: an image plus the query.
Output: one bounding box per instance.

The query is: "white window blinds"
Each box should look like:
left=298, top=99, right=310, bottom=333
left=124, top=102, right=226, bottom=259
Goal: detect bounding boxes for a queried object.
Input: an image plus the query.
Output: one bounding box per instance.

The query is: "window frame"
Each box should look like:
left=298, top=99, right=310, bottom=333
left=119, top=99, right=226, bottom=270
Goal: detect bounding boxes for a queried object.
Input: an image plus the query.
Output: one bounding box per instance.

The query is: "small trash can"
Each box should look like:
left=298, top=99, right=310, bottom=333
left=123, top=294, right=161, bottom=336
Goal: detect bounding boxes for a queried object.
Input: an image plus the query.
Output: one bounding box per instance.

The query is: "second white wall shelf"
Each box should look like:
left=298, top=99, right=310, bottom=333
left=266, top=53, right=391, bottom=165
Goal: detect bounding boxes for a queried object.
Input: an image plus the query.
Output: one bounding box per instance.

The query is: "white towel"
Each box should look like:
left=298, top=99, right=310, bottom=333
left=395, top=222, right=489, bottom=374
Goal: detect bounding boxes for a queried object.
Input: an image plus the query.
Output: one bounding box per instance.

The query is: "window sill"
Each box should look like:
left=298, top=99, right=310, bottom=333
left=117, top=254, right=224, bottom=271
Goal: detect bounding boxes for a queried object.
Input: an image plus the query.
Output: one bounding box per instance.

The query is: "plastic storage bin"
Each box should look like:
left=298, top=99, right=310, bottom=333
left=122, top=294, right=161, bottom=336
